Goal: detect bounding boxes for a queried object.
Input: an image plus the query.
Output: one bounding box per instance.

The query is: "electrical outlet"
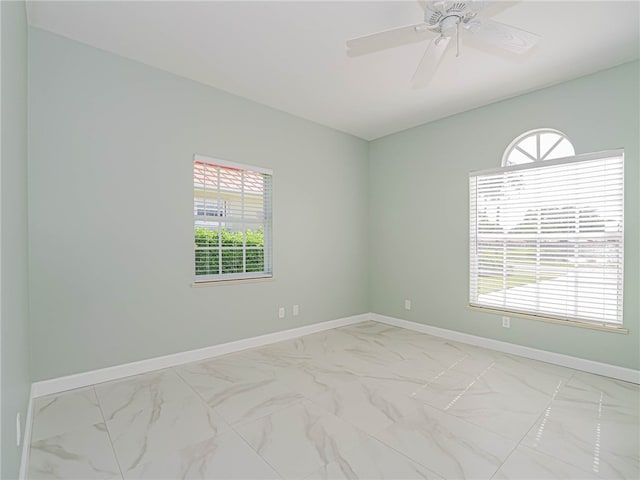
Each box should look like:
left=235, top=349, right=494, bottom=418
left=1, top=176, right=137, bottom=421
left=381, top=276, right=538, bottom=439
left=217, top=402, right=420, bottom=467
left=16, top=412, right=21, bottom=447
left=404, top=299, right=411, bottom=310
left=292, top=304, right=299, bottom=316
left=278, top=307, right=285, bottom=319
left=502, top=316, right=510, bottom=328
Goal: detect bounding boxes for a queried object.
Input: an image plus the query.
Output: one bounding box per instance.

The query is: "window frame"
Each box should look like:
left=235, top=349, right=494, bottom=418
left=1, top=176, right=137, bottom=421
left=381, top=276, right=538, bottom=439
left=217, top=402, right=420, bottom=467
left=502, top=128, right=576, bottom=167
left=193, top=154, right=273, bottom=284
left=469, top=148, right=625, bottom=331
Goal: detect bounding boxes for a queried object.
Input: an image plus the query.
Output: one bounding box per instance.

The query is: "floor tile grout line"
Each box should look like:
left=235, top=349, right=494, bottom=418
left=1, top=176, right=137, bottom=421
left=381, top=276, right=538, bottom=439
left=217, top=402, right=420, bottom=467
left=171, top=366, right=226, bottom=414
left=227, top=415, right=288, bottom=480
left=488, top=368, right=582, bottom=480
left=363, top=417, right=458, bottom=479
left=28, top=387, right=104, bottom=442
left=487, top=414, right=537, bottom=480
left=502, top=443, right=608, bottom=480
left=301, top=354, right=519, bottom=480
left=93, top=385, right=126, bottom=480
left=398, top=372, right=540, bottom=447
left=94, top=371, right=236, bottom=475
left=304, top=392, right=448, bottom=479
left=304, top=327, right=580, bottom=480
left=104, top=363, right=291, bottom=478
left=374, top=400, right=518, bottom=480
left=182, top=325, right=399, bottom=479
left=173, top=362, right=313, bottom=429
left=501, top=368, right=611, bottom=479
left=229, top=394, right=422, bottom=480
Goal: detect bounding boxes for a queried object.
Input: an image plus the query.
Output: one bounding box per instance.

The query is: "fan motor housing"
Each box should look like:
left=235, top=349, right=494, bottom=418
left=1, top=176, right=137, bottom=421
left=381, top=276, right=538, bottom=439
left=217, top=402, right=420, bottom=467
left=425, top=1, right=478, bottom=34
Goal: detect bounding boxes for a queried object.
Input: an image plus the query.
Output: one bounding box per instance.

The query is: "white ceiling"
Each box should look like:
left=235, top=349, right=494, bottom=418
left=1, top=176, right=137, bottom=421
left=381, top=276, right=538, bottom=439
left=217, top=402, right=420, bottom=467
left=26, top=1, right=639, bottom=140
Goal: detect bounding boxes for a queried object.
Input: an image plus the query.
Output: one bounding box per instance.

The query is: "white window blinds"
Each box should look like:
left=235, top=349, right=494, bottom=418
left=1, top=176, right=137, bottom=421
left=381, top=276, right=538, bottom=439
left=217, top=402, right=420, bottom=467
left=469, top=150, right=624, bottom=325
left=194, top=155, right=273, bottom=282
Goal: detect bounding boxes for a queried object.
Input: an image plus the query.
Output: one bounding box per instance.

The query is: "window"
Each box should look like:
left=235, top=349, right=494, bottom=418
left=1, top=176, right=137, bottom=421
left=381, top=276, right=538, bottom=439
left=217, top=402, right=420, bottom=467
left=194, top=155, right=272, bottom=282
left=469, top=135, right=624, bottom=326
left=503, top=128, right=575, bottom=166
left=195, top=200, right=227, bottom=217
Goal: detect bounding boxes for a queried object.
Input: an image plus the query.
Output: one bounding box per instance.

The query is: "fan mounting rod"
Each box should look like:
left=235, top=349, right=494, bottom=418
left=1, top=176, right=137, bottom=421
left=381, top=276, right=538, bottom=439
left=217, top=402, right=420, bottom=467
left=440, top=15, right=461, bottom=37
left=438, top=15, right=462, bottom=56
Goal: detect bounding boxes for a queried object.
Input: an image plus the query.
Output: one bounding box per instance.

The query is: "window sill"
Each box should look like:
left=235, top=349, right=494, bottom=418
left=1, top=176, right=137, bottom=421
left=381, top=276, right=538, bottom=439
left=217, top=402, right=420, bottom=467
left=192, top=275, right=273, bottom=287
left=467, top=305, right=628, bottom=334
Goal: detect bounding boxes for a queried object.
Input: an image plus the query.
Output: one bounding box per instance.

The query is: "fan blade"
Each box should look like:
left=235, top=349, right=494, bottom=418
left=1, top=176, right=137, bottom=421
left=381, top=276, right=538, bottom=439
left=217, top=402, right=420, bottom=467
left=466, top=0, right=491, bottom=13
left=346, top=23, right=431, bottom=56
left=412, top=36, right=451, bottom=88
left=427, top=1, right=448, bottom=15
left=464, top=19, right=540, bottom=54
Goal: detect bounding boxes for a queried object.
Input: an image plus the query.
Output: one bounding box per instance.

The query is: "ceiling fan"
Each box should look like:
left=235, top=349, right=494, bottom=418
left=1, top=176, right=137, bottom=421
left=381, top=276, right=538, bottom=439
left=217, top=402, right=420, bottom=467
left=346, top=1, right=540, bottom=87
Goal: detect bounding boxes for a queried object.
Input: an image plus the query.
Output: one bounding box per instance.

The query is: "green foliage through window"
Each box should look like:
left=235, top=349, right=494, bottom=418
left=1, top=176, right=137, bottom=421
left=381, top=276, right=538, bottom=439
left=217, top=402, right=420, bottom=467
left=195, top=227, right=265, bottom=275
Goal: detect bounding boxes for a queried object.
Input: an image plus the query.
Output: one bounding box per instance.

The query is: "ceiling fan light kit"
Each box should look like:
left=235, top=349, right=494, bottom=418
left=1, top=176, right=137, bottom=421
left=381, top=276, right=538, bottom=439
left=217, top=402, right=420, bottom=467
left=347, top=1, right=540, bottom=88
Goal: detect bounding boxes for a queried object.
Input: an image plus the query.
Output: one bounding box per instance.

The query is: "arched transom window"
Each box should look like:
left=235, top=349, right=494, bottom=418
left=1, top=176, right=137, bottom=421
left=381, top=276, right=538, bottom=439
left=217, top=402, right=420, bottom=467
left=470, top=128, right=624, bottom=327
left=502, top=129, right=575, bottom=166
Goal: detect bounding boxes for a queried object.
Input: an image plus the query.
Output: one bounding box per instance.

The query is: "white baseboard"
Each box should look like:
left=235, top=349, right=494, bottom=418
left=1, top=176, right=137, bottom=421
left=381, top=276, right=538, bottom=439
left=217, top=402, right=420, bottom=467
left=19, top=385, right=35, bottom=480
left=30, top=313, right=371, bottom=398
left=30, top=311, right=639, bottom=399
left=19, top=310, right=638, bottom=480
left=372, top=313, right=640, bottom=384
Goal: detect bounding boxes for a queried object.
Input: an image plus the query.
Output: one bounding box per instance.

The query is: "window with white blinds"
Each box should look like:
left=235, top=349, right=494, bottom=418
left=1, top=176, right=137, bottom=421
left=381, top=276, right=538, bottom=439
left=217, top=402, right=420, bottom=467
left=469, top=149, right=624, bottom=325
left=194, top=155, right=272, bottom=282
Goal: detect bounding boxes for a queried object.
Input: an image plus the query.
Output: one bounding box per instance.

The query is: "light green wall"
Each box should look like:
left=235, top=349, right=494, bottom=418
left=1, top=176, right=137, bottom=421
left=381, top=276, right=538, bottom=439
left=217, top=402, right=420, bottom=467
left=28, top=28, right=369, bottom=381
left=369, top=61, right=640, bottom=370
left=26, top=26, right=639, bottom=381
left=1, top=1, right=30, bottom=478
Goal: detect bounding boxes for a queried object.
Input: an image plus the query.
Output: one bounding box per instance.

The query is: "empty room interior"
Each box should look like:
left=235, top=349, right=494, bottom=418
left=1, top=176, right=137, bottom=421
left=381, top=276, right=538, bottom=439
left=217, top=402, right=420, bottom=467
left=1, top=1, right=639, bottom=479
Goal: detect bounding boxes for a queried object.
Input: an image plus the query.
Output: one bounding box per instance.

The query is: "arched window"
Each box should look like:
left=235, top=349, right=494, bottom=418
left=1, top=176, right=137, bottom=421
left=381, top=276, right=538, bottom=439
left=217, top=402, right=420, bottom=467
left=502, top=128, right=575, bottom=166
left=469, top=129, right=624, bottom=327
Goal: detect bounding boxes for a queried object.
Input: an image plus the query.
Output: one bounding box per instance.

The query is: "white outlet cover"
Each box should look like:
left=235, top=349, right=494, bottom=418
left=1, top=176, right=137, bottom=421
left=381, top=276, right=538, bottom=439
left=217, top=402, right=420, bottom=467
left=278, top=307, right=285, bottom=318
left=404, top=299, right=411, bottom=310
left=292, top=305, right=299, bottom=316
left=502, top=316, right=510, bottom=328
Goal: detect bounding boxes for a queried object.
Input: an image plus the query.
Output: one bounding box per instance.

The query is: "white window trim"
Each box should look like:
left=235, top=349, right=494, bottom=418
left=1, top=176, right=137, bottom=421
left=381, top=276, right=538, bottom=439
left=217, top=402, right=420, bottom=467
left=193, top=154, right=273, bottom=284
left=467, top=306, right=628, bottom=334
left=469, top=148, right=625, bottom=329
left=502, top=128, right=575, bottom=167
left=474, top=148, right=619, bottom=177
left=194, top=154, right=273, bottom=176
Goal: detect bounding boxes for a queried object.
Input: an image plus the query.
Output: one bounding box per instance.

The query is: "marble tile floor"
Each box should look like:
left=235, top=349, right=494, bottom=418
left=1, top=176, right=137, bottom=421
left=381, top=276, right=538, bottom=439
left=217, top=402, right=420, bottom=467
left=27, top=321, right=640, bottom=480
